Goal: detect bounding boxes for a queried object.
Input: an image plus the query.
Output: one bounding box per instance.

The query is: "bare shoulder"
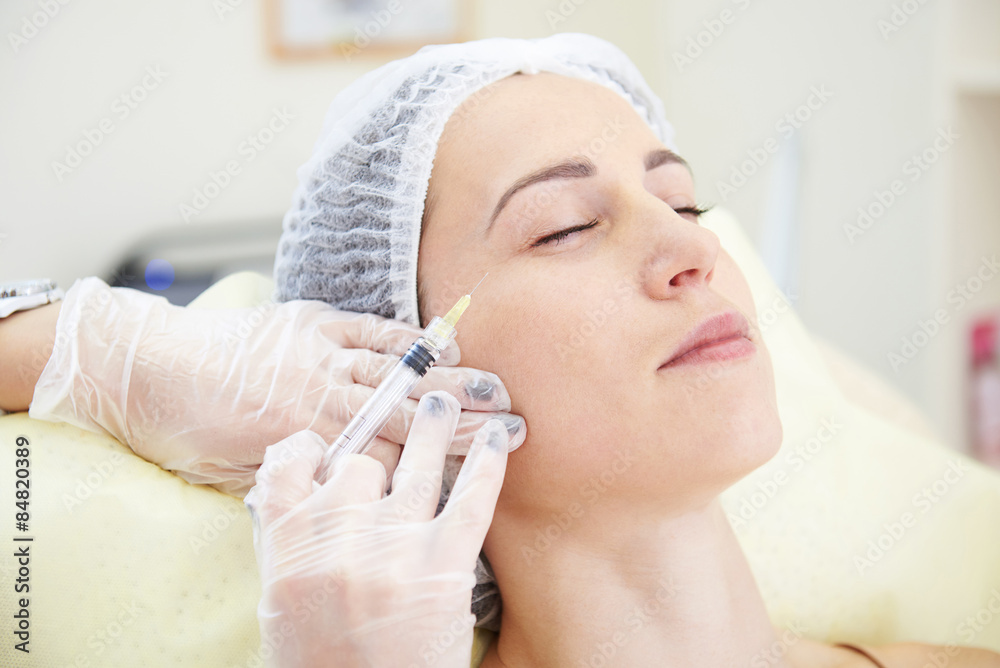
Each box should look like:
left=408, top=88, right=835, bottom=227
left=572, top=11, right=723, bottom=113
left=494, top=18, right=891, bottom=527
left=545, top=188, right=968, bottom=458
left=786, top=636, right=1000, bottom=668
left=874, top=641, right=1000, bottom=667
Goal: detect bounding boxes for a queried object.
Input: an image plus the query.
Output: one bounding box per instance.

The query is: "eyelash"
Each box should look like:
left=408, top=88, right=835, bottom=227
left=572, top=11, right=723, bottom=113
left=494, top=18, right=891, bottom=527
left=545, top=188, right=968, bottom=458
left=531, top=204, right=715, bottom=247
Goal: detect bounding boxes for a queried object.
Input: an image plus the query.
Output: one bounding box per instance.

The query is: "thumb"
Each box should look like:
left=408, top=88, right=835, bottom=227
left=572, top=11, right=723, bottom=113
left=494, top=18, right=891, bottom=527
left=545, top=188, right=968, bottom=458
left=436, top=420, right=509, bottom=561
left=246, top=430, right=326, bottom=530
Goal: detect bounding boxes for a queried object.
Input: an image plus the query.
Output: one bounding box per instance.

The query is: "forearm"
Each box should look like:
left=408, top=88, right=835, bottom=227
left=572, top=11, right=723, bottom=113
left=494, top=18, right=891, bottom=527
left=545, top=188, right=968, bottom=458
left=0, top=302, right=62, bottom=412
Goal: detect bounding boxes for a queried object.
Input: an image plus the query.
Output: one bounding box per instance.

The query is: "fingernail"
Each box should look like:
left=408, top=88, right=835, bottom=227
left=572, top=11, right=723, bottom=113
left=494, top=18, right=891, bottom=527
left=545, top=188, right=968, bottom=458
left=483, top=418, right=508, bottom=451
left=465, top=377, right=496, bottom=401
left=421, top=391, right=459, bottom=418
left=424, top=394, right=446, bottom=417
left=497, top=413, right=526, bottom=452
left=464, top=373, right=511, bottom=410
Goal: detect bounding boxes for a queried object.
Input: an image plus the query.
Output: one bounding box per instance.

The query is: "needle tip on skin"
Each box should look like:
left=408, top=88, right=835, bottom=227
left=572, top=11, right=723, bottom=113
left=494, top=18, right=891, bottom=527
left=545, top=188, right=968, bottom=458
left=470, top=272, right=488, bottom=296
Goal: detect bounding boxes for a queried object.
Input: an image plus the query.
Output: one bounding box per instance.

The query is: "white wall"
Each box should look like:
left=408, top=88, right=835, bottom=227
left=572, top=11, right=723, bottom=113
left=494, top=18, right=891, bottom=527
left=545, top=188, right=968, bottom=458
left=1, top=0, right=366, bottom=284
left=1, top=0, right=988, bottom=447
left=655, top=0, right=956, bottom=429
left=0, top=0, right=658, bottom=287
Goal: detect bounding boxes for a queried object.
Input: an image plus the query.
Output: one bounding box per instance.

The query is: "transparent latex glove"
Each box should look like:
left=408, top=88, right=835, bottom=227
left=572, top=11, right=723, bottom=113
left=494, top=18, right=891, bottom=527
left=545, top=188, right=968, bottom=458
left=244, top=392, right=510, bottom=668
left=29, top=277, right=524, bottom=497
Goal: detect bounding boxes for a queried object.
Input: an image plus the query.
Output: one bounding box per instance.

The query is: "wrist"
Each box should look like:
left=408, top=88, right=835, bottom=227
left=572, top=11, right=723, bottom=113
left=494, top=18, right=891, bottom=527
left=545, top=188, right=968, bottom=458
left=29, top=278, right=157, bottom=438
left=0, top=301, right=62, bottom=412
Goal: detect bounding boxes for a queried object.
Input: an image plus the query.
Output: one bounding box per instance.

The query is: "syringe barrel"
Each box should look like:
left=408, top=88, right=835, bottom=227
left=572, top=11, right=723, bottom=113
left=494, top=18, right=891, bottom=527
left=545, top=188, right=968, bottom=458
left=334, top=359, right=421, bottom=456
left=317, top=331, right=451, bottom=481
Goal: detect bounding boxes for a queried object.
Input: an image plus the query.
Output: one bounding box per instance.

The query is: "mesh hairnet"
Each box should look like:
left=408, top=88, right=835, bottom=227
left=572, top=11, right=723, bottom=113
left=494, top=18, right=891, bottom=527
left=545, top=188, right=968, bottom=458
left=273, top=32, right=678, bottom=631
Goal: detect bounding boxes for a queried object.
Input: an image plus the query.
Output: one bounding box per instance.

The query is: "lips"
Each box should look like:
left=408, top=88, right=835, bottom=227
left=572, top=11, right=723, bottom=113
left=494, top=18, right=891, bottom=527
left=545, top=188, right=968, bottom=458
left=660, top=310, right=754, bottom=368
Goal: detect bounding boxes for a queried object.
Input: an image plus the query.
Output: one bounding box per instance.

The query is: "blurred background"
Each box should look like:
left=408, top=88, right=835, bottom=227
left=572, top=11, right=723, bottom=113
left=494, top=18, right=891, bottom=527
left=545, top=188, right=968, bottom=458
left=1, top=0, right=997, bottom=457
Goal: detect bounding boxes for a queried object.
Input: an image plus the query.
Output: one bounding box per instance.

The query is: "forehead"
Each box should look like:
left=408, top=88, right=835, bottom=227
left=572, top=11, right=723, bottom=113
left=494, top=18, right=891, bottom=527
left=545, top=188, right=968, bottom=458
left=427, top=73, right=664, bottom=223
left=417, top=73, right=682, bottom=322
left=438, top=72, right=656, bottom=170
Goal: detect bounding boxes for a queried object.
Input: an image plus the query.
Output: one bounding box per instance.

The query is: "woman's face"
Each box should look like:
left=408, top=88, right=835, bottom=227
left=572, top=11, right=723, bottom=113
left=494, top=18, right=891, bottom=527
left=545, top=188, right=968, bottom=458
left=418, top=73, right=782, bottom=520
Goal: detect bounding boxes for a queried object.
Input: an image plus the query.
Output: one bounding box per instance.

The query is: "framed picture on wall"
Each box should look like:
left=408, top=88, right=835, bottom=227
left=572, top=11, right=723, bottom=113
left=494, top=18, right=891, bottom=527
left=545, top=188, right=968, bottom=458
left=265, top=0, right=473, bottom=60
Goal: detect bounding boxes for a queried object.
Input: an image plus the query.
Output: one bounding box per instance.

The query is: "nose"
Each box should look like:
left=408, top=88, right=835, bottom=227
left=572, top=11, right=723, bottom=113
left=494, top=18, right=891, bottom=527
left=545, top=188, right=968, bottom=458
left=633, top=197, right=721, bottom=300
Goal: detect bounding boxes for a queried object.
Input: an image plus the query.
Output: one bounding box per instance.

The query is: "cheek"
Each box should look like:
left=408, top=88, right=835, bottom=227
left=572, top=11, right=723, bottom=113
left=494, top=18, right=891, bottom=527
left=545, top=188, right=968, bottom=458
left=452, top=273, right=642, bottom=507
left=457, top=283, right=582, bottom=415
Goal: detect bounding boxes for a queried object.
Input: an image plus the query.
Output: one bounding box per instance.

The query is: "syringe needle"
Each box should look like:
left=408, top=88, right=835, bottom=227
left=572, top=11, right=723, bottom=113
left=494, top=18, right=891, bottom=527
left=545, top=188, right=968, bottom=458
left=470, top=272, right=488, bottom=296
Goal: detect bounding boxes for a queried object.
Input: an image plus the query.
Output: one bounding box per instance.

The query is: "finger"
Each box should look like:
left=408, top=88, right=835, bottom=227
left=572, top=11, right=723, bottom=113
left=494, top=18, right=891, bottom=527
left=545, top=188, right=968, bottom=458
left=318, top=453, right=388, bottom=508
left=388, top=392, right=460, bottom=522
left=335, top=384, right=418, bottom=449
left=360, top=436, right=402, bottom=482
left=319, top=380, right=525, bottom=462
left=312, top=430, right=396, bottom=486
left=311, top=437, right=396, bottom=511
left=449, top=411, right=526, bottom=456
left=437, top=420, right=509, bottom=557
left=345, top=355, right=506, bottom=411
left=248, top=430, right=326, bottom=529
left=323, top=312, right=462, bottom=366
left=415, top=366, right=512, bottom=412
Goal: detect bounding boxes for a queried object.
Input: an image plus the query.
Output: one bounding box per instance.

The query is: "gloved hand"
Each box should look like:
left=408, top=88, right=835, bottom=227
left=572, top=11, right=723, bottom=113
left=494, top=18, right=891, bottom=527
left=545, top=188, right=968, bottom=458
left=245, top=392, right=509, bottom=668
left=29, top=277, right=524, bottom=497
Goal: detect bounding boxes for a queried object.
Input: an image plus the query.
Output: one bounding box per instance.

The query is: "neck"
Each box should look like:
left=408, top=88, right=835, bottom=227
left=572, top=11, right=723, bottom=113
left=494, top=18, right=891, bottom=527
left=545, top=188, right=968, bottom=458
left=482, top=497, right=789, bottom=668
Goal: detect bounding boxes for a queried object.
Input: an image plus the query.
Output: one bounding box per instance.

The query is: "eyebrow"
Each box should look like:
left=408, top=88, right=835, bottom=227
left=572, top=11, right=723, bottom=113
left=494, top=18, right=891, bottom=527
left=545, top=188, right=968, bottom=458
left=486, top=148, right=690, bottom=231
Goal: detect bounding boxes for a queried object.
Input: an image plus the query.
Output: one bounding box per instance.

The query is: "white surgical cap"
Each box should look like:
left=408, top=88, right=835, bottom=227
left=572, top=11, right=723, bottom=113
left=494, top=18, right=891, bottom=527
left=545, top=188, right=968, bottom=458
left=274, top=32, right=677, bottom=324
left=273, top=32, right=678, bottom=631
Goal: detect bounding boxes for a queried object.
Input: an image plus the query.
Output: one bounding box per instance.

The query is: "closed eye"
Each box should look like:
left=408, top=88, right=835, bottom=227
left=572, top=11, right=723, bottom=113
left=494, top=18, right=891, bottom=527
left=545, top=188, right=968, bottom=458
left=530, top=204, right=713, bottom=248
left=531, top=218, right=600, bottom=247
left=674, top=204, right=713, bottom=220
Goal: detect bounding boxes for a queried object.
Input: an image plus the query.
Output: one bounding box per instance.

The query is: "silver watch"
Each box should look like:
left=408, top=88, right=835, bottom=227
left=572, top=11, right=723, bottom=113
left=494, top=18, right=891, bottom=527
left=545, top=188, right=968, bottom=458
left=0, top=279, right=64, bottom=318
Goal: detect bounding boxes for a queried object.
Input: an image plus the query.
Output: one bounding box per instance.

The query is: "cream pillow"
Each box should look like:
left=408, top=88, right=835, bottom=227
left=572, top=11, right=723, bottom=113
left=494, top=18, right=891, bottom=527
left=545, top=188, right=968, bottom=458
left=705, top=208, right=1000, bottom=651
left=2, top=207, right=998, bottom=668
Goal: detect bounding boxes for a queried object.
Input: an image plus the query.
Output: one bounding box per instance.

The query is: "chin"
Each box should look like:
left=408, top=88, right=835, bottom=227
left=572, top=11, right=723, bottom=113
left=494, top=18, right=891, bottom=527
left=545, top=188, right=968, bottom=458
left=715, top=383, right=784, bottom=486
left=683, top=359, right=784, bottom=492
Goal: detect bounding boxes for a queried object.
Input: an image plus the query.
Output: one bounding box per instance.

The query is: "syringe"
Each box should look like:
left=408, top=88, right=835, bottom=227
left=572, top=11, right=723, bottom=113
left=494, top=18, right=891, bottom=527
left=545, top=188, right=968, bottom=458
left=316, top=276, right=485, bottom=483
